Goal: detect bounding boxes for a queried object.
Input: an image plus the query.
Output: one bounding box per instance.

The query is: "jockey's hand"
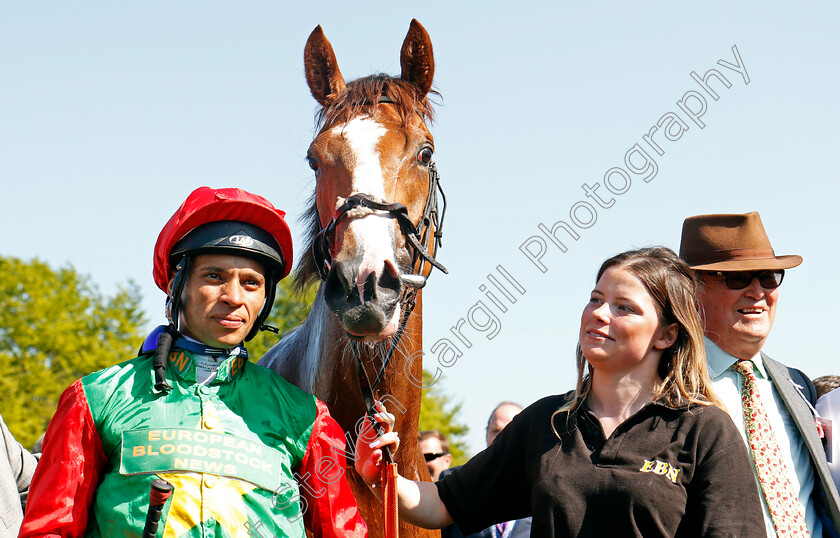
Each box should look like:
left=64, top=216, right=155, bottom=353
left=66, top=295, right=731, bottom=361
left=354, top=402, right=399, bottom=486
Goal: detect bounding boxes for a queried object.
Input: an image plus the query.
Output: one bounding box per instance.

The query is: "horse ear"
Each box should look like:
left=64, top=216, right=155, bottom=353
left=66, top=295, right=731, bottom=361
left=400, top=19, right=434, bottom=97
left=304, top=25, right=346, bottom=106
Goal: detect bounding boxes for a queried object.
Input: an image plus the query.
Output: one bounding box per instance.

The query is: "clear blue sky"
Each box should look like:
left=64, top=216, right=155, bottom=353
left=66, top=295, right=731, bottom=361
left=2, top=2, right=838, bottom=454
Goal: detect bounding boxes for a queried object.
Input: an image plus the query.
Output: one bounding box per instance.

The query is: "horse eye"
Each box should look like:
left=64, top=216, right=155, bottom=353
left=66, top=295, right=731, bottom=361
left=417, top=147, right=433, bottom=165
left=307, top=156, right=320, bottom=172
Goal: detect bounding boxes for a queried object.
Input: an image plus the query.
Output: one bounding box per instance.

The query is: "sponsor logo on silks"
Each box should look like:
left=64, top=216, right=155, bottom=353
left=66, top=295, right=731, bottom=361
left=229, top=355, right=245, bottom=378
left=639, top=459, right=680, bottom=483
left=120, top=428, right=288, bottom=492
left=168, top=350, right=192, bottom=376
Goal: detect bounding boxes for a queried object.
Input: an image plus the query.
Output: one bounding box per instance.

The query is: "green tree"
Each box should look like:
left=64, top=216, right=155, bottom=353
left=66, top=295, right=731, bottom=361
left=419, top=371, right=470, bottom=465
left=247, top=279, right=318, bottom=359
left=0, top=256, right=147, bottom=447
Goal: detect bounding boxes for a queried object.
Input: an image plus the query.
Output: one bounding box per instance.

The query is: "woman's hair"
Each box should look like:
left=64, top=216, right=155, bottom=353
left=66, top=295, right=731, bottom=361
left=557, top=246, right=721, bottom=420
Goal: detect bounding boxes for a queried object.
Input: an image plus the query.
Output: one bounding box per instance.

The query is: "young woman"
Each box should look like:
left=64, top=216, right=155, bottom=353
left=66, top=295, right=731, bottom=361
left=356, top=247, right=764, bottom=537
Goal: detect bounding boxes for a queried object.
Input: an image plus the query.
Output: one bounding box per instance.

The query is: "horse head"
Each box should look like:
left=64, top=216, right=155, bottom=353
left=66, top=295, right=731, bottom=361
left=260, top=21, right=446, bottom=537
left=297, top=20, right=445, bottom=342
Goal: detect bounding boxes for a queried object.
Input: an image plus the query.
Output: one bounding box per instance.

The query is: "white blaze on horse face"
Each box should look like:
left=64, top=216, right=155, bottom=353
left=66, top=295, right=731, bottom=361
left=333, top=117, right=400, bottom=304
left=333, top=116, right=388, bottom=198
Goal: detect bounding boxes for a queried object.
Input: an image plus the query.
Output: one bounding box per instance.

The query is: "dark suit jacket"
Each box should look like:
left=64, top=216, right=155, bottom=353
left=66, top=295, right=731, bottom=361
left=764, top=353, right=840, bottom=534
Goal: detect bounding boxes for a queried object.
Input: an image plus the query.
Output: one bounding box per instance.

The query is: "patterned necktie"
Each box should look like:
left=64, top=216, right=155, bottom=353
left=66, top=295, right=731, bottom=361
left=733, top=360, right=809, bottom=537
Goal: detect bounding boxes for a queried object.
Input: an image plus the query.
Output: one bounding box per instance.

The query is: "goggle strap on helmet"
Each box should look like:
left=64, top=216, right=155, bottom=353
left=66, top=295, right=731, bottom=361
left=152, top=326, right=177, bottom=393
left=245, top=271, right=278, bottom=341
left=156, top=255, right=190, bottom=394
left=166, top=257, right=191, bottom=332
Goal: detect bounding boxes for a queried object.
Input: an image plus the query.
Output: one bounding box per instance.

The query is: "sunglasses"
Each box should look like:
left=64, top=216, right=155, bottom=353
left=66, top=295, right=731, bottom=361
left=423, top=452, right=449, bottom=462
left=704, top=270, right=785, bottom=290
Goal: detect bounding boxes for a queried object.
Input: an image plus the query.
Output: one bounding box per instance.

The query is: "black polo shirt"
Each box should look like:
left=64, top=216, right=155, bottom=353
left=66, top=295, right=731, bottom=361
left=437, top=393, right=764, bottom=537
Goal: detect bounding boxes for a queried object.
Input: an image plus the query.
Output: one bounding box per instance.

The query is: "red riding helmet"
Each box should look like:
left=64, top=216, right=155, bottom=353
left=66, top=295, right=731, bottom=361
left=153, top=186, right=294, bottom=342
left=154, top=187, right=293, bottom=289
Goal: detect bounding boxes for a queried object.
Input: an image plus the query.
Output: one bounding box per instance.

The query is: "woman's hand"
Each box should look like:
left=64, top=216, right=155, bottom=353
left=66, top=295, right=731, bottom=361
left=354, top=403, right=400, bottom=487
left=352, top=402, right=454, bottom=528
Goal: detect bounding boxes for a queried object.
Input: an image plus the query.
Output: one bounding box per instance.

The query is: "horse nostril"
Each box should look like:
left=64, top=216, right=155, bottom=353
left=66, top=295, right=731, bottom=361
left=378, top=267, right=402, bottom=298
left=323, top=258, right=403, bottom=323
left=383, top=259, right=399, bottom=279
left=324, top=260, right=355, bottom=307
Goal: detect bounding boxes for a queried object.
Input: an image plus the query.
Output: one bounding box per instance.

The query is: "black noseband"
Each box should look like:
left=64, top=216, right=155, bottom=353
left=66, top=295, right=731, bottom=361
left=311, top=161, right=448, bottom=283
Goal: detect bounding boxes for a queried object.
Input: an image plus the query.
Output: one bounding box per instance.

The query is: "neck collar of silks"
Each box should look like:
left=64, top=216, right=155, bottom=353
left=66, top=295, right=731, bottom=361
left=141, top=325, right=249, bottom=359
left=142, top=325, right=249, bottom=392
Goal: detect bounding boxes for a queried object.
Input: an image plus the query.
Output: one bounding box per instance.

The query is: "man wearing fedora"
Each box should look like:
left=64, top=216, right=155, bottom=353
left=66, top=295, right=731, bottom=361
left=680, top=211, right=840, bottom=537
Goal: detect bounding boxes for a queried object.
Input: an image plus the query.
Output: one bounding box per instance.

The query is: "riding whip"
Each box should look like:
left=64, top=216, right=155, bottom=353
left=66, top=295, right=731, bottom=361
left=143, top=478, right=173, bottom=538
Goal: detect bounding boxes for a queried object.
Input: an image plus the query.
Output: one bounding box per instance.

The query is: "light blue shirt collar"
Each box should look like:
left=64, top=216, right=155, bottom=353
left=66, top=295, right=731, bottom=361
left=704, top=337, right=768, bottom=380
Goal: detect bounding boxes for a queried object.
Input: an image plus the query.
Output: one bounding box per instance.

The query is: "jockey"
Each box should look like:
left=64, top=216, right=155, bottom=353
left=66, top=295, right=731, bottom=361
left=20, top=187, right=367, bottom=537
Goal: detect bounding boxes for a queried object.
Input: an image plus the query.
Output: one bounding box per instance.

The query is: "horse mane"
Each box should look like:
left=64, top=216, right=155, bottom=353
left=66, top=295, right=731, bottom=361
left=293, top=74, right=439, bottom=291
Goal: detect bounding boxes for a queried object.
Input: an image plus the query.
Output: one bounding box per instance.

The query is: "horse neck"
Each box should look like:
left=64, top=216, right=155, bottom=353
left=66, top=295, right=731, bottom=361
left=262, top=286, right=425, bottom=437
left=259, top=286, right=333, bottom=394
left=316, top=294, right=425, bottom=442
left=358, top=293, right=423, bottom=425
left=378, top=295, right=428, bottom=482
left=262, top=284, right=430, bottom=485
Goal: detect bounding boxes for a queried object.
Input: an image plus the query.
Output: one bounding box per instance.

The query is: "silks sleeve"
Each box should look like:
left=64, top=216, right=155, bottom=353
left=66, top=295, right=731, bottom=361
left=18, top=379, right=107, bottom=538
left=299, top=399, right=368, bottom=537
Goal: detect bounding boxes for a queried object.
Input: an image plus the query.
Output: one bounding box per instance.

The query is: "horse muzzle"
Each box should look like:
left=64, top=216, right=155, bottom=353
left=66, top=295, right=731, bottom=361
left=323, top=258, right=404, bottom=340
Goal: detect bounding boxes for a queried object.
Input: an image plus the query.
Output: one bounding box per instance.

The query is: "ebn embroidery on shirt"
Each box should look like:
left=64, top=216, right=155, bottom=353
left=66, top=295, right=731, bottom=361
left=639, top=459, right=680, bottom=483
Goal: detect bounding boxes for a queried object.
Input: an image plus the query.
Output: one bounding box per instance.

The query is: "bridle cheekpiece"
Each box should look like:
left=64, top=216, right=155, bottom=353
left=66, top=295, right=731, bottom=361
left=311, top=161, right=448, bottom=285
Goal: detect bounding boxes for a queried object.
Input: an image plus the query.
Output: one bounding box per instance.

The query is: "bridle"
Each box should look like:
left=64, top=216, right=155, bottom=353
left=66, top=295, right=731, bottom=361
left=310, top=93, right=447, bottom=286
left=311, top=162, right=448, bottom=284
left=309, top=133, right=449, bottom=460
left=312, top=158, right=449, bottom=387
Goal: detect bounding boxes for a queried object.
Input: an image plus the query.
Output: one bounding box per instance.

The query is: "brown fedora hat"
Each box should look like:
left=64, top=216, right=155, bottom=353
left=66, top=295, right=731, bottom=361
left=679, top=212, right=802, bottom=271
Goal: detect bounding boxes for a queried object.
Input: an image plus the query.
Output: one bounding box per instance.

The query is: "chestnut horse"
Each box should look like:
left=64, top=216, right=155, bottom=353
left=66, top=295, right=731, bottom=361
left=259, top=20, right=445, bottom=537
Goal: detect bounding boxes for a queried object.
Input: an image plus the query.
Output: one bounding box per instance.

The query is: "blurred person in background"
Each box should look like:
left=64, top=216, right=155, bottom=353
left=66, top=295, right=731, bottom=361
left=419, top=430, right=452, bottom=482
left=815, top=376, right=840, bottom=401
left=817, top=387, right=840, bottom=494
